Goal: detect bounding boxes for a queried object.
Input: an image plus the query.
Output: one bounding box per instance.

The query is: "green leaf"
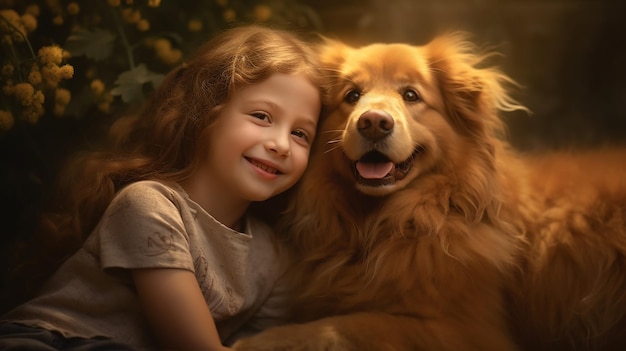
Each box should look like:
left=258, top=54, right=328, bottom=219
left=64, top=28, right=116, bottom=61
left=110, top=83, right=142, bottom=104
left=110, top=64, right=165, bottom=103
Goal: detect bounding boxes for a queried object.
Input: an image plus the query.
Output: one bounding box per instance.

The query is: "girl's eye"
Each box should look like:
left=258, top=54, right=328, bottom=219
left=292, top=129, right=310, bottom=143
left=251, top=112, right=269, bottom=121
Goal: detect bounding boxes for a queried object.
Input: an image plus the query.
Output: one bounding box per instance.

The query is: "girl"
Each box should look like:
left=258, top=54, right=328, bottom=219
left=0, top=25, right=324, bottom=350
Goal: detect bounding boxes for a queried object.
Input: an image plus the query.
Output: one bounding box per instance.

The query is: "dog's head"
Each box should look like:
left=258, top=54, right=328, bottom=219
left=313, top=33, right=523, bottom=197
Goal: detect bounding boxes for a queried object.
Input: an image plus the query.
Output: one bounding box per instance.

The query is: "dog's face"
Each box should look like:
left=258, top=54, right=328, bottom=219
left=315, top=36, right=494, bottom=197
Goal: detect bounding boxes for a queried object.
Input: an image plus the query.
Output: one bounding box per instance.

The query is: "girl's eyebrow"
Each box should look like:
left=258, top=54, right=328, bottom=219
left=249, top=100, right=281, bottom=110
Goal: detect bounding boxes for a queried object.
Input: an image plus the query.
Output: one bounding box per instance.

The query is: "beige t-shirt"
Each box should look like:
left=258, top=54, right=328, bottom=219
left=2, top=180, right=288, bottom=349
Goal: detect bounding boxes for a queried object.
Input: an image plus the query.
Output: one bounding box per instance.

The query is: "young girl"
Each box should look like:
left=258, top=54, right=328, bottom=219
left=0, top=25, right=324, bottom=350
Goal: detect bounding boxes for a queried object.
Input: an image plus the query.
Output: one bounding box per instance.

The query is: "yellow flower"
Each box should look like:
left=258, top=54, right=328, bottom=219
left=33, top=90, right=45, bottom=105
left=97, top=93, right=114, bottom=113
left=55, top=88, right=71, bottom=105
left=0, top=110, right=15, bottom=132
left=45, top=0, right=61, bottom=10
left=153, top=39, right=182, bottom=66
left=0, top=10, right=20, bottom=34
left=0, top=10, right=27, bottom=41
left=90, top=79, right=105, bottom=96
left=162, top=49, right=182, bottom=66
left=153, top=38, right=171, bottom=55
left=136, top=19, right=150, bottom=32
left=41, top=65, right=61, bottom=88
left=13, top=83, right=35, bottom=106
left=41, top=64, right=73, bottom=89
left=187, top=19, right=203, bottom=32
left=107, top=0, right=121, bottom=7
left=57, top=64, right=74, bottom=79
left=66, top=2, right=80, bottom=15
left=223, top=9, right=236, bottom=22
left=1, top=63, right=14, bottom=76
left=38, top=46, right=63, bottom=65
left=253, top=5, right=271, bottom=22
left=97, top=101, right=110, bottom=113
left=121, top=8, right=141, bottom=24
left=28, top=70, right=42, bottom=86
left=96, top=92, right=113, bottom=113
left=21, top=104, right=44, bottom=124
left=21, top=14, right=38, bottom=33
left=25, top=4, right=41, bottom=17
left=52, top=15, right=63, bottom=26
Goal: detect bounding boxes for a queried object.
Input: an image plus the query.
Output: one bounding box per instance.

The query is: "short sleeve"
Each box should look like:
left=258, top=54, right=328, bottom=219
left=98, top=181, right=195, bottom=272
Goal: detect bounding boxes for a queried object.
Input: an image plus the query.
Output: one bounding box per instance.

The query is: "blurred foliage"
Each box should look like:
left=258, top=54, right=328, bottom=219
left=0, top=0, right=321, bottom=245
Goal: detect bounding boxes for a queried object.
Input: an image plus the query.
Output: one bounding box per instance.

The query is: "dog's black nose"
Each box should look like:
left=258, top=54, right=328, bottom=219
left=358, top=110, right=394, bottom=140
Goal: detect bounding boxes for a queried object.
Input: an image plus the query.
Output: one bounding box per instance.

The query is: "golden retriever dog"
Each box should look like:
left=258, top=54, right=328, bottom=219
left=234, top=33, right=626, bottom=351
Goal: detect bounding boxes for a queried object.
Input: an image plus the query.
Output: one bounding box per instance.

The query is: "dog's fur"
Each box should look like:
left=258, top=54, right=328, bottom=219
left=234, top=34, right=626, bottom=351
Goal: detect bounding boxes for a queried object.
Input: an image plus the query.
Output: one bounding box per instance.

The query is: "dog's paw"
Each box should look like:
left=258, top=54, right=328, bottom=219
left=231, top=323, right=349, bottom=351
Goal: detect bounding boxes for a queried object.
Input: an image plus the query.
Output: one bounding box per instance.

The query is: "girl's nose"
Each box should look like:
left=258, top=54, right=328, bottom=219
left=265, top=133, right=290, bottom=157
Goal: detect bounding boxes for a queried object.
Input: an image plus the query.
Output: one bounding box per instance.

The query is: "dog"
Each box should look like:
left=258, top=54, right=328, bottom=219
left=233, top=33, right=626, bottom=351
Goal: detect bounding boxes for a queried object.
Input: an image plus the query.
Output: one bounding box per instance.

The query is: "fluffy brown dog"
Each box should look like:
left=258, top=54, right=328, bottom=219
left=234, top=34, right=626, bottom=351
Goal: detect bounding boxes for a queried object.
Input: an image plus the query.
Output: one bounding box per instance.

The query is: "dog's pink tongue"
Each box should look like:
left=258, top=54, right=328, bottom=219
left=356, top=162, right=394, bottom=179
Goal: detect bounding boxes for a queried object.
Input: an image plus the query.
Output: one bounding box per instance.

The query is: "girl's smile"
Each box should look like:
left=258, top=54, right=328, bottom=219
left=245, top=157, right=283, bottom=178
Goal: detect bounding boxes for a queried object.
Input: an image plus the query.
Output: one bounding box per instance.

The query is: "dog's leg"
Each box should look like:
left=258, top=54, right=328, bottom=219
left=232, top=311, right=519, bottom=351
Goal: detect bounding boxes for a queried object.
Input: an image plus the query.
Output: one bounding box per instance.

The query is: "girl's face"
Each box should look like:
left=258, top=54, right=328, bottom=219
left=193, top=73, right=321, bottom=205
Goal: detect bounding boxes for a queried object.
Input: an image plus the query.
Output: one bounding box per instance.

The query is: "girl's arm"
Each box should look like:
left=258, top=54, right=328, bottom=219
left=133, top=268, right=231, bottom=351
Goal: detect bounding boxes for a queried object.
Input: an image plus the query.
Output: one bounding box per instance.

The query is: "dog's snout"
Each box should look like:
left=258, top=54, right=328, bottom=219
left=357, top=110, right=394, bottom=140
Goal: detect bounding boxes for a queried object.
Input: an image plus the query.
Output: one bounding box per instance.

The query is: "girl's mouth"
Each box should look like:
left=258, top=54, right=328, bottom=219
left=246, top=157, right=282, bottom=175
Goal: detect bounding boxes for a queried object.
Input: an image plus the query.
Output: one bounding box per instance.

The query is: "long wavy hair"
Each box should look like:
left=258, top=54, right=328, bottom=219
left=7, top=25, right=324, bottom=305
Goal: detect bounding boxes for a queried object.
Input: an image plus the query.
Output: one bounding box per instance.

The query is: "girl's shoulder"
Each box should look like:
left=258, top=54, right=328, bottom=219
left=119, top=179, right=178, bottom=193
left=108, top=180, right=187, bottom=214
left=117, top=180, right=183, bottom=201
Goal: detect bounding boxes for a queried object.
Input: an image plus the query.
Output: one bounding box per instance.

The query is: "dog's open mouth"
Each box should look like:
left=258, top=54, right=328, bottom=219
left=353, top=147, right=423, bottom=187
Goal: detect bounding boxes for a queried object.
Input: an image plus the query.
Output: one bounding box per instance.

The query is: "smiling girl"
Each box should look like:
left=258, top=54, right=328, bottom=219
left=0, top=25, right=324, bottom=351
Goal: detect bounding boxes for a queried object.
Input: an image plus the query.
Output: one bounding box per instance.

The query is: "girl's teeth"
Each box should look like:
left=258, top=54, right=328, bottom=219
left=251, top=159, right=278, bottom=174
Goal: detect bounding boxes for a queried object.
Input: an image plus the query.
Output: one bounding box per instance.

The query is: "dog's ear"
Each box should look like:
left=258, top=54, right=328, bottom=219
left=315, top=37, right=354, bottom=106
left=425, top=32, right=524, bottom=139
left=316, top=37, right=353, bottom=69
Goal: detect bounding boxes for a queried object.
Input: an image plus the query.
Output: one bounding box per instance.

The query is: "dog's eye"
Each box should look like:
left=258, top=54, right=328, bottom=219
left=344, top=90, right=361, bottom=104
left=402, top=89, right=420, bottom=102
